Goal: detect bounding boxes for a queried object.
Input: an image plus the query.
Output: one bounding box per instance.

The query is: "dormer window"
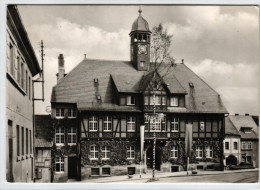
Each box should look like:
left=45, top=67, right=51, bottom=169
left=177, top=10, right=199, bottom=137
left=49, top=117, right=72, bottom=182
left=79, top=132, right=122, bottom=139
left=56, top=108, right=64, bottom=118
left=127, top=95, right=135, bottom=105
left=170, top=97, right=178, bottom=107
left=241, top=127, right=252, bottom=133
left=68, top=108, right=77, bottom=118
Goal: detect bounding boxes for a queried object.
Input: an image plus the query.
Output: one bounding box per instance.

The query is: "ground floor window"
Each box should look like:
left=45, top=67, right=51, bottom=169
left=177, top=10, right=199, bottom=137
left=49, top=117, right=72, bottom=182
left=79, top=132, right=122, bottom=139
left=90, top=145, right=99, bottom=159
left=196, top=146, right=203, bottom=158
left=170, top=146, right=178, bottom=158
left=127, top=145, right=135, bottom=159
left=206, top=145, right=213, bottom=158
left=101, top=146, right=110, bottom=159
left=56, top=157, right=64, bottom=172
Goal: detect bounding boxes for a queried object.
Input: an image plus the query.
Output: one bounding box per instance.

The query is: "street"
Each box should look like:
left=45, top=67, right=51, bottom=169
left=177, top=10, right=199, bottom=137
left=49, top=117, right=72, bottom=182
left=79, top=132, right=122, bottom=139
left=74, top=170, right=258, bottom=183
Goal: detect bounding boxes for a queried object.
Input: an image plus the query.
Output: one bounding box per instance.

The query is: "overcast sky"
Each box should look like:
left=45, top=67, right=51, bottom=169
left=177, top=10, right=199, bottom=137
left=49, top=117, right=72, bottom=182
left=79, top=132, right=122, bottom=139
left=17, top=5, right=259, bottom=115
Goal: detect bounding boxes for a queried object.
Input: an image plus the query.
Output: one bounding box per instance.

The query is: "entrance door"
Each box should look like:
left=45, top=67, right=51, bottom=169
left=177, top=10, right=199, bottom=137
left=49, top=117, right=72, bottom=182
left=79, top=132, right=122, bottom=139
left=68, top=157, right=77, bottom=179
left=146, top=146, right=161, bottom=171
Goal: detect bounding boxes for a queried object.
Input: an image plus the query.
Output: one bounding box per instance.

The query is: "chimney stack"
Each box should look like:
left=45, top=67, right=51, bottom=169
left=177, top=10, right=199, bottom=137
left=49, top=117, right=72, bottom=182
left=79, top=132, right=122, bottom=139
left=57, top=54, right=65, bottom=82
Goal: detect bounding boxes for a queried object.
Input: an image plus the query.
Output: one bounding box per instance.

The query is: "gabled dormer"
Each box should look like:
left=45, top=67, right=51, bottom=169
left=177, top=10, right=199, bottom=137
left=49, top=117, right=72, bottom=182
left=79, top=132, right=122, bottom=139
left=140, top=71, right=187, bottom=110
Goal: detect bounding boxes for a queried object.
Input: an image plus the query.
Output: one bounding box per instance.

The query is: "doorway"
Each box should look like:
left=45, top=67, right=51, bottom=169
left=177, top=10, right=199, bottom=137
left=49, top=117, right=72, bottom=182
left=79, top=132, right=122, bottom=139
left=226, top=155, right=237, bottom=166
left=68, top=157, right=77, bottom=179
left=146, top=146, right=162, bottom=171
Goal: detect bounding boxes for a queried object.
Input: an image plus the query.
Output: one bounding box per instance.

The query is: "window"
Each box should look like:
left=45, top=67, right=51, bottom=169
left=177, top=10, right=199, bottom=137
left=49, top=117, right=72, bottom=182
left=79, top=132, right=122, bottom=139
left=29, top=130, right=32, bottom=154
left=233, top=142, right=238, bottom=150
left=127, top=116, right=136, bottom=131
left=206, top=146, right=213, bottom=158
left=91, top=168, right=100, bottom=175
left=55, top=127, right=65, bottom=145
left=26, top=128, right=28, bottom=154
left=103, top=116, right=112, bottom=131
left=127, top=95, right=135, bottom=105
left=145, top=116, right=149, bottom=131
left=199, top=121, right=205, bottom=131
left=68, top=108, right=77, bottom=118
left=17, top=56, right=20, bottom=84
left=55, top=157, right=64, bottom=172
left=242, top=142, right=246, bottom=149
left=68, top=127, right=77, bottom=145
left=101, top=146, right=110, bottom=159
left=150, top=117, right=161, bottom=131
left=29, top=77, right=31, bottom=100
left=225, top=142, right=229, bottom=150
left=161, top=116, right=166, bottom=131
left=170, top=97, right=178, bottom=107
left=36, top=149, right=43, bottom=163
left=89, top=116, right=98, bottom=131
left=10, top=43, right=14, bottom=76
left=21, top=127, right=24, bottom=155
left=90, top=145, right=99, bottom=159
left=140, top=61, right=145, bottom=67
left=21, top=62, right=24, bottom=88
left=25, top=70, right=28, bottom=94
left=102, top=168, right=111, bottom=175
left=170, top=146, right=178, bottom=158
left=154, top=95, right=161, bottom=105
left=248, top=142, right=252, bottom=149
left=127, top=146, right=135, bottom=159
left=56, top=108, right=65, bottom=118
left=196, top=146, right=203, bottom=158
left=171, top=117, right=179, bottom=132
left=144, top=95, right=149, bottom=105
left=162, top=96, right=166, bottom=105
left=247, top=156, right=252, bottom=164
left=16, top=125, right=20, bottom=156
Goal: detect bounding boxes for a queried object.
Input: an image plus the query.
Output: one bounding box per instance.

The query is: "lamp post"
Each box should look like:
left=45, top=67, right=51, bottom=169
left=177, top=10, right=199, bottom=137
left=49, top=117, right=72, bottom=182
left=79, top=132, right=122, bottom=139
left=144, top=94, right=164, bottom=180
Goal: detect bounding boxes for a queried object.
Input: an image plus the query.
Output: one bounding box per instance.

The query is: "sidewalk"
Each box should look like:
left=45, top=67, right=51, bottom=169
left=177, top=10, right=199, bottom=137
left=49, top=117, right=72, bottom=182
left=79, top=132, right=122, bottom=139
left=68, top=168, right=258, bottom=183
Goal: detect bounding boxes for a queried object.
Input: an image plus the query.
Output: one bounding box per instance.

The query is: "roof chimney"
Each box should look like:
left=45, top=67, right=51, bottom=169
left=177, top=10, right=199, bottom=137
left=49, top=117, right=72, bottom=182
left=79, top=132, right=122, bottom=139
left=181, top=59, right=184, bottom=64
left=235, top=113, right=239, bottom=116
left=57, top=54, right=65, bottom=82
left=245, top=113, right=249, bottom=116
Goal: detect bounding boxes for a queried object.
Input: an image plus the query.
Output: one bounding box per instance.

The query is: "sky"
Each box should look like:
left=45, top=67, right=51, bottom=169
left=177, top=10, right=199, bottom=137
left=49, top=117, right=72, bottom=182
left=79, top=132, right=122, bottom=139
left=17, top=5, right=259, bottom=115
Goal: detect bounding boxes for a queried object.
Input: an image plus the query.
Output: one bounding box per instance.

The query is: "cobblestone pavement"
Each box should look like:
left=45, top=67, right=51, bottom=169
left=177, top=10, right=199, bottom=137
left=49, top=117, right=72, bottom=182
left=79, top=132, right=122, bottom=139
left=68, top=168, right=258, bottom=183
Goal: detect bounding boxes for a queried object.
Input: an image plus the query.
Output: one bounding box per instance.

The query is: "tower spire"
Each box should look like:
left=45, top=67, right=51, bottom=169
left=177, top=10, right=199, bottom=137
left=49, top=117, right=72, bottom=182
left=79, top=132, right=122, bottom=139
left=138, top=6, right=142, bottom=15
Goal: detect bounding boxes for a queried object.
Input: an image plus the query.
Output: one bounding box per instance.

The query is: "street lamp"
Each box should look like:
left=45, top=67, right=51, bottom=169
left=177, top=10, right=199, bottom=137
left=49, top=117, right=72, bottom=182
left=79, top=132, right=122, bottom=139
left=144, top=94, right=164, bottom=180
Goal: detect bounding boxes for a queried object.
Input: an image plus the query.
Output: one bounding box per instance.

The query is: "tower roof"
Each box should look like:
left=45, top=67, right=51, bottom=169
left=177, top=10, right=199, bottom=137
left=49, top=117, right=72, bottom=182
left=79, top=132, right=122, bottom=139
left=130, top=8, right=151, bottom=34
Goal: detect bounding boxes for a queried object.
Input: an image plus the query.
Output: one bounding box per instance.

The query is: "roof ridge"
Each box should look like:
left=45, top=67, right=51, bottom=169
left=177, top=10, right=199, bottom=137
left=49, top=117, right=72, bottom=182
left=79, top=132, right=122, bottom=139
left=86, top=58, right=130, bottom=63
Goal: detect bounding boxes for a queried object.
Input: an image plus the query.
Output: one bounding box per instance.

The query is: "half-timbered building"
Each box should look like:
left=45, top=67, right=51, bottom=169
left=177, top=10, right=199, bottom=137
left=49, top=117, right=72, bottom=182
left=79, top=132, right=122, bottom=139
left=51, top=10, right=228, bottom=179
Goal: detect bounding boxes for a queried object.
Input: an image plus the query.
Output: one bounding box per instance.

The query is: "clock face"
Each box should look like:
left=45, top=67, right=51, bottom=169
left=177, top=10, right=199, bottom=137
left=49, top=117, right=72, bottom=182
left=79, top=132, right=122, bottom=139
left=138, top=45, right=147, bottom=54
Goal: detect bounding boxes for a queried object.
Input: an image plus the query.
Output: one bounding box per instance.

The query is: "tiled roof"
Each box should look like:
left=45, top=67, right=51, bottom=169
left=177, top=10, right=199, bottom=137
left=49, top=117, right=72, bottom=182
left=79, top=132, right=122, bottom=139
left=35, top=138, right=53, bottom=148
left=225, top=117, right=240, bottom=136
left=228, top=115, right=258, bottom=139
left=111, top=74, right=144, bottom=93
left=51, top=59, right=228, bottom=114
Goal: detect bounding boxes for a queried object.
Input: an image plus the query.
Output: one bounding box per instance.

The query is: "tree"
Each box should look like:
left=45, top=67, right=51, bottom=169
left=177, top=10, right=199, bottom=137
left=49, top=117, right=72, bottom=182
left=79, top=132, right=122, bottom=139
left=150, top=23, right=175, bottom=72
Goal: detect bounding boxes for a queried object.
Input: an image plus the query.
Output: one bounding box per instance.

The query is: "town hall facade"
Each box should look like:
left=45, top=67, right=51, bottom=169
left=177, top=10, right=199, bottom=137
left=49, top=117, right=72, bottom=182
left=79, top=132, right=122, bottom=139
left=50, top=10, right=228, bottom=180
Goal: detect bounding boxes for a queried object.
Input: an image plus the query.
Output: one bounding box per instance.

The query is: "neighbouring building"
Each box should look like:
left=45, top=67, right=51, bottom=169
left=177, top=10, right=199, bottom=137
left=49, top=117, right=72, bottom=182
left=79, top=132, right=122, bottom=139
left=228, top=114, right=259, bottom=167
left=34, top=115, right=53, bottom=183
left=6, top=5, right=41, bottom=182
left=50, top=9, right=228, bottom=180
left=223, top=117, right=241, bottom=166
left=34, top=114, right=80, bottom=182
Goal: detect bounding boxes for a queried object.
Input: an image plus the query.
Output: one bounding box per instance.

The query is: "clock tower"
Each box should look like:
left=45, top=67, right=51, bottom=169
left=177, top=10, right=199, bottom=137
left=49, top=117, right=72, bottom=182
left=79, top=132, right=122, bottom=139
left=129, top=8, right=151, bottom=71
